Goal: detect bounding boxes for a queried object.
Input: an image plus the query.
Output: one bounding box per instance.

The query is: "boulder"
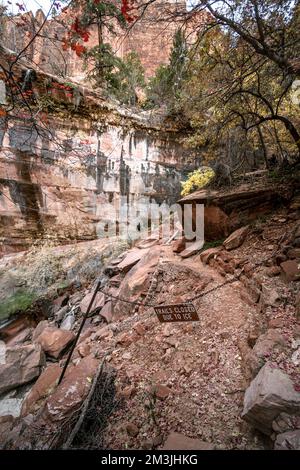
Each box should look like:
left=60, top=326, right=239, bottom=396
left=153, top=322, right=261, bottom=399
left=280, top=260, right=300, bottom=282
left=99, top=301, right=113, bottom=323
left=117, top=248, right=149, bottom=273
left=0, top=398, right=23, bottom=418
left=152, top=384, right=172, bottom=400
left=274, top=430, right=300, bottom=450
left=114, top=247, right=161, bottom=318
left=200, top=247, right=222, bottom=264
left=242, top=362, right=300, bottom=435
left=6, top=328, right=32, bottom=346
left=261, top=286, right=281, bottom=307
left=135, top=238, right=159, bottom=249
left=0, top=344, right=45, bottom=394
left=11, top=356, right=99, bottom=450
left=179, top=240, right=204, bottom=259
left=60, top=311, right=75, bottom=331
left=245, top=329, right=286, bottom=377
left=223, top=226, right=249, bottom=250
left=43, top=355, right=98, bottom=424
left=272, top=412, right=300, bottom=434
left=52, top=294, right=69, bottom=313
left=162, top=432, right=215, bottom=450
left=126, top=422, right=139, bottom=437
left=21, top=364, right=62, bottom=417
left=54, top=305, right=69, bottom=323
left=36, top=327, right=75, bottom=359
left=287, top=248, right=300, bottom=260
left=80, top=291, right=105, bottom=314
left=32, top=320, right=49, bottom=342
left=172, top=237, right=186, bottom=254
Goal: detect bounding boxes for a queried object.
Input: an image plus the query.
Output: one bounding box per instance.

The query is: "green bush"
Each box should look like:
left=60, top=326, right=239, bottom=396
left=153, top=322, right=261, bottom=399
left=181, top=167, right=215, bottom=196
left=0, top=290, right=36, bottom=321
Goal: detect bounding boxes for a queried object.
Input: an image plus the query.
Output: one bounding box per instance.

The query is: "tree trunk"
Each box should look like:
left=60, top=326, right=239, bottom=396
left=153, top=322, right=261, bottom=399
left=257, top=125, right=268, bottom=168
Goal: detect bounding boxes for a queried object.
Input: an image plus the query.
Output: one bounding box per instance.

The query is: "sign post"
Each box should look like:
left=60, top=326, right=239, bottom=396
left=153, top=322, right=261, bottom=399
left=154, top=303, right=199, bottom=323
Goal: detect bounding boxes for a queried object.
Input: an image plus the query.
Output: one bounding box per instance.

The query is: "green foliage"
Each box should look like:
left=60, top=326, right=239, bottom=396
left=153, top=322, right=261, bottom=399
left=0, top=290, right=36, bottom=321
left=202, top=239, right=225, bottom=250
left=147, top=29, right=188, bottom=109
left=113, top=52, right=146, bottom=105
left=79, top=0, right=126, bottom=91
left=181, top=167, right=215, bottom=196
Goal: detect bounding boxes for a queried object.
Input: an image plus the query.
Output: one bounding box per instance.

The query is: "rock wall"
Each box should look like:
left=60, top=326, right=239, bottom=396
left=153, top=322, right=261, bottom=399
left=0, top=105, right=199, bottom=255
left=2, top=1, right=197, bottom=80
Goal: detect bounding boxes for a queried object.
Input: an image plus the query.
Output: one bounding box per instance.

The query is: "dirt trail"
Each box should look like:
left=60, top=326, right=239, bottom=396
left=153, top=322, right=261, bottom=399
left=102, top=249, right=264, bottom=449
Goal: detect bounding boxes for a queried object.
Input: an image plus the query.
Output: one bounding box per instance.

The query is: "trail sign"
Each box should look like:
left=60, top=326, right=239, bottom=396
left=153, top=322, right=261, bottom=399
left=154, top=303, right=199, bottom=323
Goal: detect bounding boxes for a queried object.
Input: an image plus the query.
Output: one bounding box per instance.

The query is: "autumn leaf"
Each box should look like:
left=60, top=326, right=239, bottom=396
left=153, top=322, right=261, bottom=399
left=74, top=44, right=86, bottom=57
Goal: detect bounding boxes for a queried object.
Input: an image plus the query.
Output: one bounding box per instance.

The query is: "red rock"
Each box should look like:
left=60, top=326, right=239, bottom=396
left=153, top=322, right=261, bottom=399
left=117, top=248, right=149, bottom=273
left=200, top=247, right=222, bottom=264
left=275, top=430, right=300, bottom=450
left=152, top=384, right=172, bottom=400
left=6, top=327, right=32, bottom=346
left=287, top=248, right=300, bottom=259
left=114, top=247, right=161, bottom=318
left=135, top=238, right=159, bottom=249
left=162, top=432, right=215, bottom=450
left=126, top=422, right=139, bottom=437
left=179, top=240, right=204, bottom=259
left=133, top=322, right=146, bottom=336
left=117, top=332, right=137, bottom=347
left=78, top=326, right=97, bottom=344
left=223, top=226, right=249, bottom=250
left=242, top=363, right=300, bottom=435
left=77, top=342, right=91, bottom=358
left=119, top=386, right=135, bottom=399
left=172, top=237, right=186, bottom=253
left=0, top=344, right=45, bottom=395
left=92, top=326, right=112, bottom=341
left=36, top=327, right=75, bottom=359
left=266, top=266, right=281, bottom=277
left=21, top=364, right=62, bottom=417
left=80, top=291, right=105, bottom=314
left=52, top=294, right=69, bottom=312
left=32, top=320, right=49, bottom=342
left=280, top=260, right=300, bottom=282
left=204, top=205, right=230, bottom=240
left=43, top=355, right=98, bottom=424
left=99, top=301, right=113, bottom=323
left=268, top=318, right=285, bottom=329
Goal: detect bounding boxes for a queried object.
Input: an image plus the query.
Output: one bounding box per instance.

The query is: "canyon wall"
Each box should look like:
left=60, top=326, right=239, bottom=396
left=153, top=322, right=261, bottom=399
left=2, top=1, right=193, bottom=79
left=0, top=96, right=199, bottom=255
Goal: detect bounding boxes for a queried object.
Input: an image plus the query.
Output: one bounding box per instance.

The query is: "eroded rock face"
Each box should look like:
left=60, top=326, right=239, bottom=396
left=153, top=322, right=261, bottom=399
left=179, top=185, right=287, bottom=241
left=36, top=327, right=75, bottom=359
left=0, top=344, right=45, bottom=394
left=242, top=363, right=300, bottom=435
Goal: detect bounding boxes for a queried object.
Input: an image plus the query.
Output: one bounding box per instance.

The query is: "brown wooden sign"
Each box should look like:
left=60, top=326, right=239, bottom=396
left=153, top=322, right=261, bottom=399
left=154, top=303, right=199, bottom=323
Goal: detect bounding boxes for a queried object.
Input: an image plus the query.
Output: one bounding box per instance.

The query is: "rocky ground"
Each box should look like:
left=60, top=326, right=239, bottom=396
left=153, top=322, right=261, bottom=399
left=0, top=194, right=299, bottom=450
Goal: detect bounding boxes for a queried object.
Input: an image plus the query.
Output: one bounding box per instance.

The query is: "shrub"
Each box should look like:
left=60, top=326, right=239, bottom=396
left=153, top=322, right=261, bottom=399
left=0, top=290, right=36, bottom=321
left=181, top=167, right=215, bottom=196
